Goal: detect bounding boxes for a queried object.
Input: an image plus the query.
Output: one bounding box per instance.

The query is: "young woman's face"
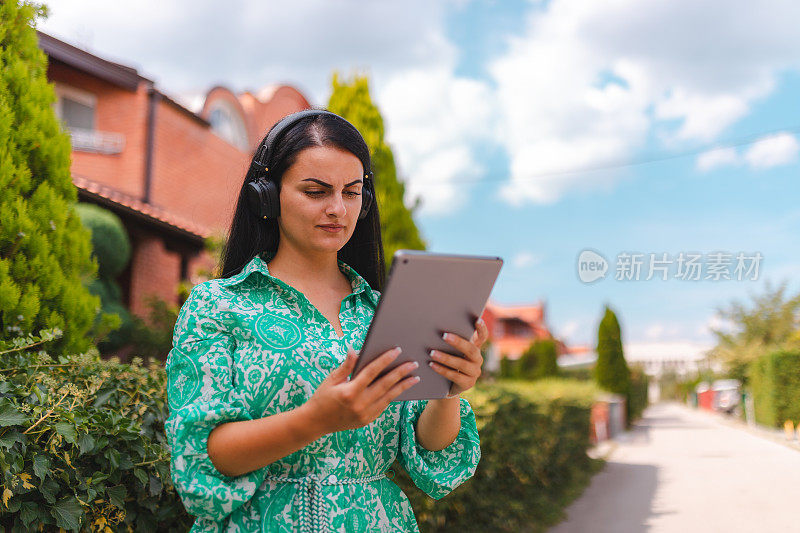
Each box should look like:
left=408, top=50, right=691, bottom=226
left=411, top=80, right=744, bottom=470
left=276, top=145, right=365, bottom=258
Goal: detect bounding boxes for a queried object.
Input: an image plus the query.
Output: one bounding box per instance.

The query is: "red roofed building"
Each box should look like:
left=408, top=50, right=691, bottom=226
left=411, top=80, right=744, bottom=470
left=39, top=31, right=311, bottom=318
left=480, top=300, right=589, bottom=367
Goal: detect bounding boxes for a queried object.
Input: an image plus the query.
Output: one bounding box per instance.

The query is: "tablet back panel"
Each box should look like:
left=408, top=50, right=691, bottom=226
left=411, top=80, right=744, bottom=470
left=353, top=250, right=503, bottom=401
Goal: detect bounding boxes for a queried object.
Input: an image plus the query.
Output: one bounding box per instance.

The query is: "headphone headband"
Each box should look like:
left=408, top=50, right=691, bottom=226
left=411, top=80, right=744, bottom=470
left=250, top=109, right=373, bottom=180
left=245, top=108, right=375, bottom=221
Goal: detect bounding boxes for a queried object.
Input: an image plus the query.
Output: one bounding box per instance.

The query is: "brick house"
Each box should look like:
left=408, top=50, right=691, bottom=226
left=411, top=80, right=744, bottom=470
left=39, top=31, right=311, bottom=318
left=481, top=300, right=590, bottom=369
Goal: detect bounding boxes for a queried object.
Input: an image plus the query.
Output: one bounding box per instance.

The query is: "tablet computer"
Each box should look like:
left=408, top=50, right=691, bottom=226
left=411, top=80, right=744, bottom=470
left=352, top=250, right=503, bottom=401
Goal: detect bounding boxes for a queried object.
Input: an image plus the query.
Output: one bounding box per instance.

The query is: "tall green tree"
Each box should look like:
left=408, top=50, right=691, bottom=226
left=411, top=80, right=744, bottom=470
left=533, top=338, right=559, bottom=379
left=327, top=72, right=426, bottom=271
left=709, top=279, right=800, bottom=384
left=593, top=305, right=630, bottom=395
left=0, top=1, right=99, bottom=354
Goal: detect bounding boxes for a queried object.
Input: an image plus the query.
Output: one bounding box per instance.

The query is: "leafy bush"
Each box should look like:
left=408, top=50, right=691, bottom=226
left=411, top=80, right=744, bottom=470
left=627, top=365, right=649, bottom=425
left=73, top=204, right=131, bottom=279
left=0, top=330, right=192, bottom=531
left=498, top=339, right=559, bottom=381
left=532, top=339, right=559, bottom=379
left=748, top=349, right=800, bottom=427
left=559, top=366, right=593, bottom=381
left=73, top=204, right=134, bottom=354
left=393, top=379, right=603, bottom=532
left=127, top=295, right=180, bottom=365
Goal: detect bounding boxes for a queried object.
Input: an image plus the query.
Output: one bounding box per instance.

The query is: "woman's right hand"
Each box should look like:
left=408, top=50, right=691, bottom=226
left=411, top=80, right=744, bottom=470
left=303, top=347, right=420, bottom=434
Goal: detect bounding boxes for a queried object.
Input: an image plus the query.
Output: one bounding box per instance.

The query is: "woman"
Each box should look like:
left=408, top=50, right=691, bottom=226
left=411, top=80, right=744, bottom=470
left=165, top=109, right=488, bottom=532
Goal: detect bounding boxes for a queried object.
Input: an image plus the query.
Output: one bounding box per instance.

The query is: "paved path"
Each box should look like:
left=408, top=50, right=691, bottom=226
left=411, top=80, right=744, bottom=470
left=549, top=402, right=800, bottom=533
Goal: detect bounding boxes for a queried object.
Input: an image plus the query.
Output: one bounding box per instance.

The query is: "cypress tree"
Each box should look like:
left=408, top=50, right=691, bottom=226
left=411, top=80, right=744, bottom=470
left=518, top=342, right=538, bottom=378
left=327, top=72, right=427, bottom=270
left=594, top=305, right=630, bottom=395
left=533, top=338, right=559, bottom=378
left=0, top=1, right=99, bottom=354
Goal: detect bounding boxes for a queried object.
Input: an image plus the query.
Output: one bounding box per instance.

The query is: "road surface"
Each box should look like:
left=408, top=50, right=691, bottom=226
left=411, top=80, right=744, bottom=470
left=549, top=402, right=799, bottom=532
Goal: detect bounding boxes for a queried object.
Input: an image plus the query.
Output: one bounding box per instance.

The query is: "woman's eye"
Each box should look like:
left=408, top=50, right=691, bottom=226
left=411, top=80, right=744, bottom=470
left=304, top=190, right=361, bottom=197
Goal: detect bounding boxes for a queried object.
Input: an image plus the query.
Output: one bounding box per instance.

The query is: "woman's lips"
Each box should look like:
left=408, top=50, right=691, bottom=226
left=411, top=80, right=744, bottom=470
left=318, top=225, right=343, bottom=233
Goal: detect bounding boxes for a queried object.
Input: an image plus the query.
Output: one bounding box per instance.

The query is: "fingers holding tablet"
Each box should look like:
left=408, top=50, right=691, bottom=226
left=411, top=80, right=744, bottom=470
left=470, top=317, right=489, bottom=347
left=431, top=328, right=484, bottom=396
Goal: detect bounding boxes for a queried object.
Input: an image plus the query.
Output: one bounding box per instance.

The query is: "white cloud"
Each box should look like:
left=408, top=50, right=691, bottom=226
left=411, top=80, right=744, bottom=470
left=378, top=70, right=496, bottom=215
left=696, top=147, right=739, bottom=172
left=696, top=313, right=736, bottom=339
left=743, top=133, right=800, bottom=169
left=37, top=0, right=458, bottom=103
left=511, top=251, right=542, bottom=268
left=489, top=0, right=800, bottom=205
left=695, top=132, right=799, bottom=171
left=39, top=0, right=487, bottom=215
left=557, top=320, right=581, bottom=340
left=37, top=0, right=800, bottom=212
left=643, top=322, right=685, bottom=341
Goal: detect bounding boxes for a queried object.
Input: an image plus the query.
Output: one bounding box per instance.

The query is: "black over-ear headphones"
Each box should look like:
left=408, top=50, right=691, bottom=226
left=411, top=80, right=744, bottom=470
left=245, top=109, right=374, bottom=221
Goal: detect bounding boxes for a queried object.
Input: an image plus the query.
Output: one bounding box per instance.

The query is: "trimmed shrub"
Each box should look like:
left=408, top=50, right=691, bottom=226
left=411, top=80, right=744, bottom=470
left=748, top=349, right=800, bottom=427
left=393, top=379, right=603, bottom=532
left=73, top=203, right=137, bottom=354
left=74, top=203, right=131, bottom=279
left=532, top=339, right=559, bottom=379
left=627, top=365, right=649, bottom=424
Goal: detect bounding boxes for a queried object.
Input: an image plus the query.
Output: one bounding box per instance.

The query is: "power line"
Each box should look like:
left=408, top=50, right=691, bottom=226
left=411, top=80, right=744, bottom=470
left=412, top=125, right=800, bottom=186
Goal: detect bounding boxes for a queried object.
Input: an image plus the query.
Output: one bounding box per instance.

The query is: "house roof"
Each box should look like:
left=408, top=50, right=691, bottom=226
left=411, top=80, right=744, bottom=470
left=485, top=301, right=545, bottom=324
left=37, top=30, right=151, bottom=91
left=73, top=175, right=211, bottom=244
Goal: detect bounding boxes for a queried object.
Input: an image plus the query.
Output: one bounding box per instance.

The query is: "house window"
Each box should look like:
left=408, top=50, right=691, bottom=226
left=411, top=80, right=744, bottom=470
left=207, top=100, right=249, bottom=151
left=53, top=83, right=124, bottom=154
left=54, top=84, right=96, bottom=130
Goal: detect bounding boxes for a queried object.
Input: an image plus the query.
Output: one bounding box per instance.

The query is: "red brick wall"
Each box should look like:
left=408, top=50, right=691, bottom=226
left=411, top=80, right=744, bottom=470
left=128, top=233, right=182, bottom=317
left=150, top=99, right=250, bottom=235
left=240, top=86, right=310, bottom=146
left=49, top=56, right=315, bottom=320
left=49, top=61, right=149, bottom=198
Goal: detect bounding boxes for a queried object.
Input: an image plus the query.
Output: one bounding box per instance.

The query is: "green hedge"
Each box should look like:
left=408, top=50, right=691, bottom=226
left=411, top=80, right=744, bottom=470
left=1, top=331, right=602, bottom=532
left=393, top=378, right=603, bottom=532
left=748, top=349, right=800, bottom=428
left=74, top=203, right=131, bottom=279
left=0, top=330, right=192, bottom=531
left=627, top=366, right=649, bottom=426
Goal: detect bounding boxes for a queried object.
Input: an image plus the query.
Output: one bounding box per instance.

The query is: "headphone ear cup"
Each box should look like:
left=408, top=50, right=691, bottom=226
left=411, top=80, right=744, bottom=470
left=246, top=179, right=281, bottom=219
left=359, top=186, right=373, bottom=220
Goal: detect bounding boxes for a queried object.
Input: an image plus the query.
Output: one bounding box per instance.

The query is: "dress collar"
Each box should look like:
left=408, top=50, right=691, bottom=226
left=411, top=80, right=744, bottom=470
left=217, top=253, right=379, bottom=307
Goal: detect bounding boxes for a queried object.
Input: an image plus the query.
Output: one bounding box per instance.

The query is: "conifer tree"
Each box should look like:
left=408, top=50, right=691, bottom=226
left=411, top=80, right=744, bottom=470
left=594, top=305, right=630, bottom=395
left=533, top=338, right=559, bottom=378
left=0, top=1, right=99, bottom=354
left=327, top=72, right=426, bottom=270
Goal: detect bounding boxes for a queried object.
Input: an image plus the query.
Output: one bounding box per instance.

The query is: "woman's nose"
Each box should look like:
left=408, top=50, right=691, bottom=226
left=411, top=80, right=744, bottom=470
left=325, top=193, right=347, bottom=217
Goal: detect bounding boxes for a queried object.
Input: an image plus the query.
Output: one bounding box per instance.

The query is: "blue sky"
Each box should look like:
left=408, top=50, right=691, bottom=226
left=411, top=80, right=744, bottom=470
left=38, top=0, right=800, bottom=357
left=415, top=0, right=800, bottom=355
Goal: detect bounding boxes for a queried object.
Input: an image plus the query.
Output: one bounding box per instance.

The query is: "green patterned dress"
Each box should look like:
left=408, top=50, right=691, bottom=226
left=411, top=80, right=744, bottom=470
left=165, top=253, right=481, bottom=532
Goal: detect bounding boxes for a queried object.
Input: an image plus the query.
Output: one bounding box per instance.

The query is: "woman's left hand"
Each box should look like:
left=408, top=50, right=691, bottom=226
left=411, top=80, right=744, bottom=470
left=429, top=317, right=489, bottom=398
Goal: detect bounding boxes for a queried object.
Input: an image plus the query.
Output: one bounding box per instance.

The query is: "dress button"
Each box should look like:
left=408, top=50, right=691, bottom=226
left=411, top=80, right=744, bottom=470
left=327, top=474, right=338, bottom=483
